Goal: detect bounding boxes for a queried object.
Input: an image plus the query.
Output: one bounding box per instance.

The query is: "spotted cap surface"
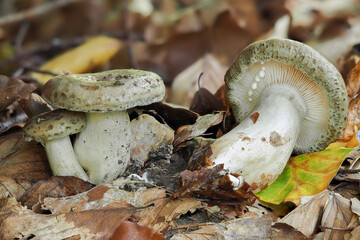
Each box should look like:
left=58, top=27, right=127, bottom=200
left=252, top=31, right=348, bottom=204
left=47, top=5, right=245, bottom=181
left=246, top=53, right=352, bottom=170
left=42, top=69, right=166, bottom=112
left=225, top=38, right=348, bottom=154
left=23, top=109, right=86, bottom=144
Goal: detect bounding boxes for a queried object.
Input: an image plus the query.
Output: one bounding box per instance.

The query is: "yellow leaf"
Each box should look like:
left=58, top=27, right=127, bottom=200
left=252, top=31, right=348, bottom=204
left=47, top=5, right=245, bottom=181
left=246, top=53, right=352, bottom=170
left=256, top=147, right=354, bottom=205
left=32, top=36, right=123, bottom=85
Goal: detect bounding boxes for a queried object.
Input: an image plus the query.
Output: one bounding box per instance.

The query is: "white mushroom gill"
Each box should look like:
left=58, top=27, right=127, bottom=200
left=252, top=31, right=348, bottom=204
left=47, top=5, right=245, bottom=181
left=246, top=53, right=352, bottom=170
left=74, top=111, right=130, bottom=185
left=210, top=60, right=330, bottom=192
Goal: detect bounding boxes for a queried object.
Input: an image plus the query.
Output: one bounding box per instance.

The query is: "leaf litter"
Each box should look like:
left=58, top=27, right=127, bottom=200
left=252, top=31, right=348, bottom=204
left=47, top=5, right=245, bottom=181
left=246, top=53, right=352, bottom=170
left=1, top=0, right=360, bottom=239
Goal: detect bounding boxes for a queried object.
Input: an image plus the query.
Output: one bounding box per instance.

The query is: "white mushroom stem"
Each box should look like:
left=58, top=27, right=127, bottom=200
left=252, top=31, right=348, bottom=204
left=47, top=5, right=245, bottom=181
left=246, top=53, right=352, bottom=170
left=210, top=85, right=305, bottom=192
left=74, top=111, right=130, bottom=184
left=44, top=137, right=89, bottom=181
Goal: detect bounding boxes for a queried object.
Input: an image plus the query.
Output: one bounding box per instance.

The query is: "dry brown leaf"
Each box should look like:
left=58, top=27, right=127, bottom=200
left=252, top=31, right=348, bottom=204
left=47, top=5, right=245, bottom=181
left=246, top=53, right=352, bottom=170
left=321, top=191, right=358, bottom=240
left=0, top=197, right=135, bottom=240
left=172, top=213, right=307, bottom=240
left=280, top=190, right=359, bottom=239
left=19, top=176, right=94, bottom=210
left=211, top=11, right=256, bottom=63
left=173, top=164, right=256, bottom=203
left=111, top=221, right=164, bottom=240
left=173, top=112, right=224, bottom=151
left=0, top=175, right=32, bottom=200
left=139, top=197, right=204, bottom=234
left=42, top=183, right=166, bottom=215
left=0, top=75, right=37, bottom=112
left=0, top=130, right=51, bottom=182
left=190, top=87, right=227, bottom=115
left=345, top=59, right=360, bottom=99
left=142, top=102, right=198, bottom=131
left=139, top=30, right=210, bottom=81
left=169, top=54, right=227, bottom=107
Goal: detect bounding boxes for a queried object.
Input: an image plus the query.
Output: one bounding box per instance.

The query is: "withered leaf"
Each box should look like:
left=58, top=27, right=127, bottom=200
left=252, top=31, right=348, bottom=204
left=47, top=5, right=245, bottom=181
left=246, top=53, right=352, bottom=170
left=138, top=197, right=204, bottom=235
left=0, top=75, right=37, bottom=112
left=280, top=190, right=359, bottom=239
left=173, top=112, right=224, bottom=151
left=0, top=175, right=32, bottom=200
left=0, top=130, right=51, bottom=182
left=172, top=213, right=307, bottom=240
left=42, top=183, right=167, bottom=214
left=173, top=164, right=256, bottom=203
left=111, top=221, right=164, bottom=240
left=190, top=87, right=226, bottom=115
left=0, top=197, right=135, bottom=240
left=142, top=102, right=198, bottom=131
left=20, top=176, right=94, bottom=210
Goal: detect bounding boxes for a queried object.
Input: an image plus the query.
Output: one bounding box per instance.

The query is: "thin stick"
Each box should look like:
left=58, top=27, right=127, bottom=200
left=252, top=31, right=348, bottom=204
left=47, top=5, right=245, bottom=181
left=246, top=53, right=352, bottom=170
left=0, top=0, right=85, bottom=27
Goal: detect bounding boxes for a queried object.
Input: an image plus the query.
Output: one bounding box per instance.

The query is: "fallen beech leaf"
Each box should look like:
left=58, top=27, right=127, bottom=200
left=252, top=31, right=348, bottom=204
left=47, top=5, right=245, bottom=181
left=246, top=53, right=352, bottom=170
left=31, top=36, right=123, bottom=84
left=190, top=87, right=226, bottom=115
left=138, top=197, right=204, bottom=234
left=0, top=175, right=32, bottom=200
left=42, top=183, right=166, bottom=214
left=256, top=147, right=353, bottom=205
left=19, top=176, right=94, bottom=210
left=142, top=102, right=198, bottom=131
left=111, top=221, right=164, bottom=240
left=172, top=213, right=307, bottom=240
left=173, top=112, right=224, bottom=151
left=0, top=75, right=37, bottom=112
left=174, top=164, right=256, bottom=203
left=0, top=130, right=51, bottom=182
left=169, top=54, right=227, bottom=107
left=280, top=190, right=359, bottom=239
left=0, top=197, right=135, bottom=240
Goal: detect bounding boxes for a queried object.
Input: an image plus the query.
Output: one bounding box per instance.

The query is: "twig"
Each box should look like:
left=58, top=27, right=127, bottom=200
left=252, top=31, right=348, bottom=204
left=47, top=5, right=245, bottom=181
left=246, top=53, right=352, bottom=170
left=0, top=0, right=85, bottom=27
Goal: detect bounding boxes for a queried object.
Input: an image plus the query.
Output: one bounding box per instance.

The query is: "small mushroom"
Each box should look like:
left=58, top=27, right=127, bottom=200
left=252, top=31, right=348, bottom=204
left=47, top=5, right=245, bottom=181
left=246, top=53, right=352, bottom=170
left=22, top=109, right=88, bottom=181
left=209, top=38, right=348, bottom=192
left=42, top=69, right=165, bottom=184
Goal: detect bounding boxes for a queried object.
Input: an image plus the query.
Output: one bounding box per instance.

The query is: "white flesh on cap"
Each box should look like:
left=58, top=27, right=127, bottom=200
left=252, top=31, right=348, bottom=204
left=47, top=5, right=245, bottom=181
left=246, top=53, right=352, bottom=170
left=45, top=137, right=89, bottom=181
left=74, top=111, right=130, bottom=184
left=211, top=60, right=330, bottom=192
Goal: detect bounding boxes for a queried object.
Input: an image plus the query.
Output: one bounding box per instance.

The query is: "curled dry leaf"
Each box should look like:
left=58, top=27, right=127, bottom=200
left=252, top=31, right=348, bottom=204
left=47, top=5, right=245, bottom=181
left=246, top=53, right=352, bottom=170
left=142, top=102, right=199, bottom=131
left=280, top=190, right=359, bottom=239
left=345, top=58, right=360, bottom=99
left=19, top=176, right=94, bottom=210
left=0, top=197, right=135, bottom=240
left=111, top=221, right=164, bottom=240
left=190, top=87, right=226, bottom=115
left=0, top=130, right=51, bottom=182
left=169, top=54, right=227, bottom=107
left=173, top=112, right=224, bottom=151
left=0, top=175, right=32, bottom=200
left=173, top=164, right=256, bottom=204
left=171, top=213, right=307, bottom=240
left=138, top=197, right=204, bottom=235
left=18, top=93, right=52, bottom=119
left=0, top=75, right=37, bottom=112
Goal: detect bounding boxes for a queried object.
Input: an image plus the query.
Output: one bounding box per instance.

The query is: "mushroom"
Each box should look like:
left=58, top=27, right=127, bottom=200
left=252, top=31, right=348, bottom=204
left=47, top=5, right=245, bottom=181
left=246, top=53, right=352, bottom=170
left=23, top=109, right=89, bottom=181
left=42, top=69, right=165, bottom=184
left=209, top=38, right=348, bottom=192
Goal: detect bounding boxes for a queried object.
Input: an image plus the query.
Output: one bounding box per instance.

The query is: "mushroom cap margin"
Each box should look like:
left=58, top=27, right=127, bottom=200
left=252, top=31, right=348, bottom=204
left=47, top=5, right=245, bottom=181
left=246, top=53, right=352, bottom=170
left=42, top=69, right=166, bottom=112
left=225, top=38, right=348, bottom=154
left=23, top=109, right=86, bottom=144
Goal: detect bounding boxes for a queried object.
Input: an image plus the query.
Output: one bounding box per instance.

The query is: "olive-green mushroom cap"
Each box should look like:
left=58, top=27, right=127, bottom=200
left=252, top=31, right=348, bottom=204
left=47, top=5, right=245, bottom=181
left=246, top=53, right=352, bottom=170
left=42, top=69, right=166, bottom=112
left=225, top=38, right=348, bottom=154
left=23, top=109, right=86, bottom=144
